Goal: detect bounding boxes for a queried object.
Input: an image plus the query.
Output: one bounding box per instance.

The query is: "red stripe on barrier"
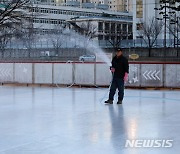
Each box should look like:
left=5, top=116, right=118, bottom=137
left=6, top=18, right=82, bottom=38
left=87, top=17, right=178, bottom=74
left=0, top=61, right=179, bottom=64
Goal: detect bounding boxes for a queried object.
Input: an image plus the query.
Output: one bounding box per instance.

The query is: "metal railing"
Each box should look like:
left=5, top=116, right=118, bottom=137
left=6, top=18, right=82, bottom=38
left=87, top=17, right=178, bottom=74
left=3, top=39, right=179, bottom=49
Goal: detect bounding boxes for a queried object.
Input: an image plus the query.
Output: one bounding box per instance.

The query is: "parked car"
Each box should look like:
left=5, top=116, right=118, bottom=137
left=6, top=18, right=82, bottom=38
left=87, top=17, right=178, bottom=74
left=79, top=55, right=96, bottom=62
left=40, top=51, right=50, bottom=57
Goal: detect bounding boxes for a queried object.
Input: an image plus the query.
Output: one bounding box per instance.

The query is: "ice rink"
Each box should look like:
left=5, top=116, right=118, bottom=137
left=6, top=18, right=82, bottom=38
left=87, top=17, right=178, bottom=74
left=0, top=86, right=180, bottom=154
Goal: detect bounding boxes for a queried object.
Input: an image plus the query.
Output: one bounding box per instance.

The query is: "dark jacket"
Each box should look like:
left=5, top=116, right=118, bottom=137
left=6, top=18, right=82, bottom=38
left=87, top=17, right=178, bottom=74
left=111, top=55, right=129, bottom=79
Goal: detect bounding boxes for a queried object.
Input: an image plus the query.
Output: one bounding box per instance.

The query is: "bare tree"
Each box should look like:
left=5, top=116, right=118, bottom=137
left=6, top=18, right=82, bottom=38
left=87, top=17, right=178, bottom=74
left=13, top=1, right=41, bottom=58
left=0, top=0, right=31, bottom=58
left=78, top=21, right=97, bottom=40
left=0, top=26, right=11, bottom=58
left=76, top=21, right=97, bottom=53
left=108, top=34, right=124, bottom=53
left=168, top=16, right=180, bottom=57
left=21, top=24, right=38, bottom=58
left=168, top=19, right=180, bottom=47
left=106, top=23, right=133, bottom=55
left=69, top=20, right=97, bottom=45
left=0, top=24, right=21, bottom=58
left=138, top=17, right=163, bottom=57
left=50, top=26, right=66, bottom=56
left=0, top=0, right=30, bottom=27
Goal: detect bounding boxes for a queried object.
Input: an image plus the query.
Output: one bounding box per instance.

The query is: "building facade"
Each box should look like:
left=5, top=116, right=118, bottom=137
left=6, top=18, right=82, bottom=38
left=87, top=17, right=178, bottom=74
left=108, top=0, right=133, bottom=12
left=33, top=0, right=133, bottom=12
left=132, top=0, right=180, bottom=47
left=30, top=1, right=133, bottom=46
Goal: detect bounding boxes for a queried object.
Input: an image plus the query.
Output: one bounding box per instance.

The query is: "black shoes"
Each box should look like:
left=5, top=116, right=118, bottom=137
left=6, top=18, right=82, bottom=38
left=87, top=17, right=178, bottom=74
left=117, top=100, right=122, bottom=104
left=105, top=100, right=123, bottom=104
left=104, top=99, right=113, bottom=104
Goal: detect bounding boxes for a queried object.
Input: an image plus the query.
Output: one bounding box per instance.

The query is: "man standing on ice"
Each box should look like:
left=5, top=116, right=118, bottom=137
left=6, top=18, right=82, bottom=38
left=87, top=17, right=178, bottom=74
left=105, top=48, right=129, bottom=104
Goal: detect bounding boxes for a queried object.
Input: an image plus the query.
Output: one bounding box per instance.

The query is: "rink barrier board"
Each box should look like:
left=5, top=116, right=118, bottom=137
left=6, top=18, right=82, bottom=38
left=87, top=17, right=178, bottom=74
left=0, top=62, right=179, bottom=88
left=53, top=63, right=73, bottom=85
left=74, top=63, right=95, bottom=85
left=34, top=63, right=53, bottom=84
left=125, top=64, right=141, bottom=87
left=14, top=63, right=32, bottom=83
left=95, top=64, right=112, bottom=86
left=164, top=64, right=180, bottom=88
left=140, top=64, right=164, bottom=87
left=0, top=63, right=14, bottom=83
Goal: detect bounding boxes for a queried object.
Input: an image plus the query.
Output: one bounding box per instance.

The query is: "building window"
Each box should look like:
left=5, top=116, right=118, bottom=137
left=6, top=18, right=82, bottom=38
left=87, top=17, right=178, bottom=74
left=122, top=24, right=127, bottom=33
left=105, top=35, right=109, bottom=40
left=50, top=9, right=58, bottom=14
left=136, top=23, right=143, bottom=30
left=50, top=19, right=58, bottom=24
left=33, top=7, right=39, bottom=13
left=117, top=24, right=121, bottom=32
left=136, top=0, right=143, bottom=18
left=98, top=22, right=103, bottom=32
left=105, top=23, right=110, bottom=33
left=128, top=24, right=132, bottom=33
left=40, top=8, right=49, bottom=13
left=111, top=23, right=115, bottom=33
left=110, top=36, right=115, bottom=40
left=98, top=35, right=103, bottom=40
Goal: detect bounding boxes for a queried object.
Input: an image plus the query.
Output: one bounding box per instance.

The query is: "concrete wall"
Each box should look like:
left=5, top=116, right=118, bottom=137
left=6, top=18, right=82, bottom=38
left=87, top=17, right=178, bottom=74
left=0, top=62, right=179, bottom=88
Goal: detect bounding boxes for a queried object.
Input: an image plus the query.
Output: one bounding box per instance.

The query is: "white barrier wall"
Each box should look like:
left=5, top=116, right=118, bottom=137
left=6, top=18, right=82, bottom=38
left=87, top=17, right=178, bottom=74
left=14, top=63, right=32, bottom=83
left=96, top=64, right=111, bottom=86
left=0, top=63, right=14, bottom=83
left=140, top=64, right=163, bottom=87
left=74, top=63, right=95, bottom=85
left=34, top=63, right=52, bottom=84
left=165, top=64, right=180, bottom=88
left=125, top=64, right=141, bottom=87
left=53, top=63, right=73, bottom=85
left=0, top=62, right=179, bottom=88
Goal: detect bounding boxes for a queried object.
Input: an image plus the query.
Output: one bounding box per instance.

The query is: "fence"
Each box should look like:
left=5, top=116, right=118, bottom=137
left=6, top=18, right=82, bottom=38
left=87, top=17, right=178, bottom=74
left=1, top=47, right=180, bottom=63
left=4, top=39, right=180, bottom=49
left=0, top=62, right=179, bottom=88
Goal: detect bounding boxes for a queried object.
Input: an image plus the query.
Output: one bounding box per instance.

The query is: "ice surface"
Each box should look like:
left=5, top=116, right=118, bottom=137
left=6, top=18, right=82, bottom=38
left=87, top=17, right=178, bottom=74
left=0, top=86, right=180, bottom=154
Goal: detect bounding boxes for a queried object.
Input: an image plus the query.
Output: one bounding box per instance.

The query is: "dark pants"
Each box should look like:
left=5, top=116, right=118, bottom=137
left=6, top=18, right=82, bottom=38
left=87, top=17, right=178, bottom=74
left=109, top=78, right=124, bottom=101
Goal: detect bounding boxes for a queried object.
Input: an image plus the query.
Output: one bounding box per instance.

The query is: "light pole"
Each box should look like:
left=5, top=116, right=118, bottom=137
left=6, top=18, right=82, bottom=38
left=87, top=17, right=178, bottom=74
left=169, top=11, right=176, bottom=48
left=164, top=2, right=167, bottom=48
left=155, top=1, right=169, bottom=48
left=176, top=17, right=179, bottom=57
left=169, top=13, right=179, bottom=55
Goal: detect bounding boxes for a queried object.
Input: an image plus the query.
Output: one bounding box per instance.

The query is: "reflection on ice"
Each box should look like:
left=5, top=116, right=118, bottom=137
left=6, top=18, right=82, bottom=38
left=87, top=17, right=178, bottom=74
left=0, top=86, right=180, bottom=154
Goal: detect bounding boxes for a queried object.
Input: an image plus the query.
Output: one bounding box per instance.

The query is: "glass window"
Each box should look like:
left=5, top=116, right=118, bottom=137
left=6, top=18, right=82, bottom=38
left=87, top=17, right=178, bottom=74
left=122, top=24, right=127, bottom=33
left=50, top=9, right=58, bottom=14
left=98, top=22, right=103, bottom=32
left=111, top=23, right=115, bottom=33
left=136, top=0, right=143, bottom=18
left=105, top=35, right=109, bottom=40
left=136, top=23, right=143, bottom=30
left=128, top=24, right=132, bottom=33
left=117, top=24, right=121, bottom=32
left=98, top=35, right=103, bottom=40
left=40, top=8, right=49, bottom=13
left=110, top=36, right=115, bottom=40
left=105, top=23, right=110, bottom=33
